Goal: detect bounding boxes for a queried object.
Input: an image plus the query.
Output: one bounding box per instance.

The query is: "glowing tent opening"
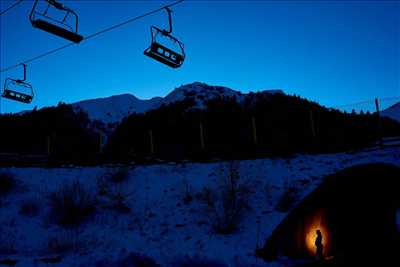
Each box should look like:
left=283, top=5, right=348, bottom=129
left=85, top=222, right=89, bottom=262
left=305, top=210, right=330, bottom=258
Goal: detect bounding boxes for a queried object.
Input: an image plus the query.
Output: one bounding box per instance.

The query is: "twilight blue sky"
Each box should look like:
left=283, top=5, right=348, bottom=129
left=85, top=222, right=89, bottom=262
left=0, top=0, right=399, bottom=113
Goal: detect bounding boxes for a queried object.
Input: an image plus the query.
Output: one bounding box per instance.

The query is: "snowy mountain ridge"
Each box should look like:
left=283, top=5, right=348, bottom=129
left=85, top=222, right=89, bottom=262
left=72, top=82, right=284, bottom=124
left=72, top=94, right=162, bottom=124
left=69, top=82, right=399, bottom=124
left=381, top=102, right=400, bottom=123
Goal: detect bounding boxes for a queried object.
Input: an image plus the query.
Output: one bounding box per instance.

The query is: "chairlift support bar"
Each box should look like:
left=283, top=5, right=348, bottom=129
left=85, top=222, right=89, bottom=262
left=164, top=7, right=172, bottom=34
left=19, top=63, right=27, bottom=82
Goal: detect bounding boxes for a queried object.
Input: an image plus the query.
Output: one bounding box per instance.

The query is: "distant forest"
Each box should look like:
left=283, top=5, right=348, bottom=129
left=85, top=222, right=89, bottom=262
left=0, top=104, right=99, bottom=163
left=1, top=93, right=399, bottom=165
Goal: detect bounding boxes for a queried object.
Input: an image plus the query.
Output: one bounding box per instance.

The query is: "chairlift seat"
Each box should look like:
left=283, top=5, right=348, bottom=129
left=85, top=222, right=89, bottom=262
left=2, top=89, right=33, bottom=104
left=144, top=42, right=184, bottom=68
left=31, top=19, right=83, bottom=43
left=2, top=77, right=34, bottom=104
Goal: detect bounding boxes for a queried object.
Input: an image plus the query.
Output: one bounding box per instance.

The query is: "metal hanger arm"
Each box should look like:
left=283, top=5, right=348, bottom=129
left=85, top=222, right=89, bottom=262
left=20, top=63, right=27, bottom=82
left=165, top=7, right=172, bottom=34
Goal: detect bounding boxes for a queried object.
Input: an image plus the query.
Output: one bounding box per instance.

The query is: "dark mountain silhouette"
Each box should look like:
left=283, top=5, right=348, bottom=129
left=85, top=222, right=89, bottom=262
left=70, top=82, right=283, bottom=123
left=104, top=91, right=400, bottom=162
left=1, top=83, right=400, bottom=164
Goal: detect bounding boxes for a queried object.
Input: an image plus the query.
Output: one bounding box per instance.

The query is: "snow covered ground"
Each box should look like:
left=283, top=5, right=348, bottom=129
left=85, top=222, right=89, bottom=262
left=382, top=102, right=400, bottom=123
left=0, top=147, right=399, bottom=267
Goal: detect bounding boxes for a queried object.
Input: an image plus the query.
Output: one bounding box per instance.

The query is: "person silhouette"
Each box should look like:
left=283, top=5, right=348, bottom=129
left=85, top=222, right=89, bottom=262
left=315, top=229, right=324, bottom=260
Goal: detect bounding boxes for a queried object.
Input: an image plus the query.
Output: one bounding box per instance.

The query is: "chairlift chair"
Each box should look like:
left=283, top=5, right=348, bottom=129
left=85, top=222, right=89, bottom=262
left=30, top=0, right=83, bottom=43
left=2, top=64, right=34, bottom=104
left=144, top=7, right=185, bottom=68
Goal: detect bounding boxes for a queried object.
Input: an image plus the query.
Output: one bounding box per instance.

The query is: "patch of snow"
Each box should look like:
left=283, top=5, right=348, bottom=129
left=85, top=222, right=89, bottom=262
left=382, top=102, right=400, bottom=122
left=72, top=94, right=162, bottom=124
left=0, top=147, right=399, bottom=266
left=161, top=82, right=246, bottom=108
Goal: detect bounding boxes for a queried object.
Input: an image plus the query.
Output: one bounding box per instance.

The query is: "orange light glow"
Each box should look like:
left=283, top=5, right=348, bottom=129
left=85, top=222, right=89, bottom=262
left=305, top=210, right=330, bottom=257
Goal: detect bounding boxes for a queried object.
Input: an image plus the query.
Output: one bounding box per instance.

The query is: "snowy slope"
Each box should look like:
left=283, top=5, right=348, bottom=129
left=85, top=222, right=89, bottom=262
left=0, top=147, right=399, bottom=267
left=72, top=94, right=162, bottom=124
left=161, top=82, right=246, bottom=107
left=382, top=102, right=400, bottom=122
left=71, top=82, right=284, bottom=124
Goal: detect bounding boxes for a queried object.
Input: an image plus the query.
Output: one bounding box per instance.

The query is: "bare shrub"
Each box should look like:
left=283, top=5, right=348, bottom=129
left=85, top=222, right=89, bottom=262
left=109, top=167, right=130, bottom=183
left=171, top=256, right=227, bottom=267
left=19, top=198, right=39, bottom=217
left=47, top=233, right=76, bottom=254
left=0, top=228, right=16, bottom=255
left=96, top=175, right=109, bottom=196
left=0, top=172, right=16, bottom=196
left=48, top=180, right=97, bottom=227
left=182, top=179, right=193, bottom=205
left=96, top=168, right=134, bottom=214
left=46, top=229, right=93, bottom=254
left=117, top=252, right=160, bottom=267
left=198, top=161, right=252, bottom=234
left=264, top=182, right=274, bottom=206
left=105, top=185, right=134, bottom=214
left=275, top=181, right=299, bottom=212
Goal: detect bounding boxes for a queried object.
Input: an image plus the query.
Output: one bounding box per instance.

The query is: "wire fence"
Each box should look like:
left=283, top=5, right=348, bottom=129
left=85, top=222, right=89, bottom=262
left=333, top=96, right=400, bottom=115
left=330, top=96, right=400, bottom=149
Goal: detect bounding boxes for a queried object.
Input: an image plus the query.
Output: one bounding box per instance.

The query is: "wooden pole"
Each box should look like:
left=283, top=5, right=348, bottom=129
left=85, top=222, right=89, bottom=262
left=309, top=109, right=316, bottom=138
left=375, top=98, right=383, bottom=147
left=149, top=130, right=154, bottom=154
left=98, top=132, right=102, bottom=153
left=46, top=136, right=51, bottom=156
left=256, top=219, right=261, bottom=249
left=252, top=116, right=258, bottom=145
left=199, top=121, right=205, bottom=150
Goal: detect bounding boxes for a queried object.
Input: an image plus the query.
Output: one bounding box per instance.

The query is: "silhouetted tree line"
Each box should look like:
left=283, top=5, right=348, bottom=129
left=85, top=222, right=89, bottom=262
left=0, top=103, right=98, bottom=163
left=1, top=94, right=399, bottom=164
left=104, top=93, right=400, bottom=162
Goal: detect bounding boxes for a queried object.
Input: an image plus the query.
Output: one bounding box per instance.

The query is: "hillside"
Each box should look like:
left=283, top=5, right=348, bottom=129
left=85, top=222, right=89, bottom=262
left=382, top=102, right=400, bottom=122
left=3, top=87, right=400, bottom=164
left=0, top=147, right=398, bottom=267
left=71, top=82, right=284, bottom=123
left=72, top=94, right=162, bottom=124
left=70, top=82, right=398, bottom=125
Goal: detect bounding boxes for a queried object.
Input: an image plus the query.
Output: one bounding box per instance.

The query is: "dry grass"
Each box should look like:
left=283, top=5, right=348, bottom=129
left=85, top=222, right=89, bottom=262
left=0, top=172, right=16, bottom=196
left=198, top=161, right=252, bottom=234
left=48, top=180, right=97, bottom=227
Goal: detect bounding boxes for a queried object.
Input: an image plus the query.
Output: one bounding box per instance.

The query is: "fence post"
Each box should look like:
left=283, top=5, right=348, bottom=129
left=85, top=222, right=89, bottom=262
left=375, top=98, right=383, bottom=147
left=309, top=109, right=316, bottom=138
left=46, top=136, right=51, bottom=156
left=98, top=132, right=105, bottom=153
left=256, top=219, right=261, bottom=249
left=252, top=116, right=258, bottom=145
left=149, top=129, right=154, bottom=154
left=199, top=121, right=205, bottom=150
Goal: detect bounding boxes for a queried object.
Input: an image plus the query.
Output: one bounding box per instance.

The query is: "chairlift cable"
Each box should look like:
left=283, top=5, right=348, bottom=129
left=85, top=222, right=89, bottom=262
left=0, top=0, right=24, bottom=16
left=0, top=0, right=185, bottom=73
left=83, top=1, right=183, bottom=41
